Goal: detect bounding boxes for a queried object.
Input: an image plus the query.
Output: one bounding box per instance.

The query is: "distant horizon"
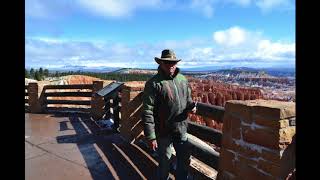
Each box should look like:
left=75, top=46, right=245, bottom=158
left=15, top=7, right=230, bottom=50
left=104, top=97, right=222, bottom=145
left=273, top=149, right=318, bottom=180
left=25, top=64, right=295, bottom=72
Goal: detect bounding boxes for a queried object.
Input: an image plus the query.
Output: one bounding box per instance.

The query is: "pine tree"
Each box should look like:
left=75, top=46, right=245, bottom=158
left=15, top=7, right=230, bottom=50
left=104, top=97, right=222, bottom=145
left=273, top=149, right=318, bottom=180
left=30, top=68, right=35, bottom=79
left=39, top=67, right=43, bottom=77
left=44, top=69, right=49, bottom=77
left=34, top=71, right=41, bottom=81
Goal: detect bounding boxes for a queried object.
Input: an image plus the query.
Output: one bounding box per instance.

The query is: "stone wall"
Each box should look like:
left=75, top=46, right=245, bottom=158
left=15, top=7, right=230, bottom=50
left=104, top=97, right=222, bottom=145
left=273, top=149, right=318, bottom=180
left=217, top=99, right=295, bottom=180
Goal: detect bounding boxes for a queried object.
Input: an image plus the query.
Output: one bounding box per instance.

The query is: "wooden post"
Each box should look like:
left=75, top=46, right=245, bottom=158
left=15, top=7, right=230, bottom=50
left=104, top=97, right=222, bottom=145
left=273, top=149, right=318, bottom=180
left=91, top=81, right=104, bottom=120
left=113, top=92, right=121, bottom=132
left=28, top=83, right=42, bottom=113
left=119, top=85, right=145, bottom=143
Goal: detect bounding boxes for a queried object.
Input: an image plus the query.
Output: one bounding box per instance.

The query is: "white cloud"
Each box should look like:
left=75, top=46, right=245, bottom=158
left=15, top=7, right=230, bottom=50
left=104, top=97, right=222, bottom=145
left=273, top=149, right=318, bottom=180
left=190, top=0, right=215, bottom=18
left=25, top=0, right=295, bottom=21
left=25, top=0, right=164, bottom=19
left=77, top=0, right=217, bottom=19
left=255, top=40, right=295, bottom=60
left=255, top=0, right=294, bottom=12
left=195, top=26, right=295, bottom=67
left=25, top=37, right=157, bottom=69
left=77, top=0, right=163, bottom=18
left=157, top=39, right=207, bottom=50
left=224, top=0, right=294, bottom=12
left=77, top=0, right=132, bottom=18
left=213, top=26, right=247, bottom=46
left=188, top=47, right=215, bottom=60
left=26, top=29, right=295, bottom=69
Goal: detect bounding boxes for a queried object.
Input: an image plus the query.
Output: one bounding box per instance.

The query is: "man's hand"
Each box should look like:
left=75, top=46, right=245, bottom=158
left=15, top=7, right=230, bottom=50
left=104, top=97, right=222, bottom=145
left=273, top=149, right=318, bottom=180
left=149, top=139, right=158, bottom=151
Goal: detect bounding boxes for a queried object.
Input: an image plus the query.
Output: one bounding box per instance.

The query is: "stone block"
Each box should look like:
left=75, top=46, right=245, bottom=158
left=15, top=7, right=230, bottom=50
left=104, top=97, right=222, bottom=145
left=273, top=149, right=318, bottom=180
left=237, top=163, right=274, bottom=180
left=242, top=126, right=279, bottom=150
left=217, top=170, right=236, bottom=180
left=221, top=133, right=241, bottom=151
left=231, top=117, right=241, bottom=140
left=257, top=159, right=280, bottom=177
left=222, top=113, right=241, bottom=139
left=219, top=149, right=237, bottom=175
left=236, top=145, right=261, bottom=160
left=261, top=149, right=281, bottom=164
left=221, top=133, right=232, bottom=148
left=237, top=154, right=257, bottom=167
left=225, top=101, right=252, bottom=123
left=279, top=127, right=295, bottom=143
left=254, top=118, right=290, bottom=129
left=222, top=114, right=232, bottom=133
left=251, top=100, right=295, bottom=121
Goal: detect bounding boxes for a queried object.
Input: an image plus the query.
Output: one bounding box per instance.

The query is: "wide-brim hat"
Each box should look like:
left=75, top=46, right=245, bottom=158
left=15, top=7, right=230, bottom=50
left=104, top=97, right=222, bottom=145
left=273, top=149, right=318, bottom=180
left=155, top=49, right=181, bottom=64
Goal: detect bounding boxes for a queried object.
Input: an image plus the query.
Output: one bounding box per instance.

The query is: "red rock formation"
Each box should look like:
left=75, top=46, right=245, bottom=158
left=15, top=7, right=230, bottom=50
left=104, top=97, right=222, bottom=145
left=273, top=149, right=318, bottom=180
left=208, top=93, right=215, bottom=105
left=187, top=78, right=264, bottom=131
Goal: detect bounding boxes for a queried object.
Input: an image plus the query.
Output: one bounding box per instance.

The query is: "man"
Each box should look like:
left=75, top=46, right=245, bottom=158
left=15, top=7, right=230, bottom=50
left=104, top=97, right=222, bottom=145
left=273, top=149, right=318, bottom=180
left=141, top=49, right=197, bottom=180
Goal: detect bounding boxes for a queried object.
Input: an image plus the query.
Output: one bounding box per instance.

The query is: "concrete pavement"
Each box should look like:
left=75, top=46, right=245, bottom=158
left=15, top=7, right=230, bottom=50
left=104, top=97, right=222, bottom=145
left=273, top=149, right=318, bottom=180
left=25, top=113, right=160, bottom=180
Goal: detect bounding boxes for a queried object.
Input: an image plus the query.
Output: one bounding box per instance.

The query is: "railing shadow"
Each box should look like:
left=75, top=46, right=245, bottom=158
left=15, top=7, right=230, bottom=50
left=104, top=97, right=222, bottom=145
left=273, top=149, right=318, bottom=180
left=55, top=112, right=161, bottom=180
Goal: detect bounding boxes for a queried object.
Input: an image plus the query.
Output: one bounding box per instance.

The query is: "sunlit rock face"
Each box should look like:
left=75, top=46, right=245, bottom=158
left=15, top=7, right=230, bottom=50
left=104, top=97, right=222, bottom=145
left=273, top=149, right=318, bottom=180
left=187, top=78, right=263, bottom=130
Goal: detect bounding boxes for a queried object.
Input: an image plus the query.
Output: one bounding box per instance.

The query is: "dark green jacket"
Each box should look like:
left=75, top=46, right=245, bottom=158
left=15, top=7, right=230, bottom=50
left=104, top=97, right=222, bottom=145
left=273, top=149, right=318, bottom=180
left=141, top=67, right=194, bottom=141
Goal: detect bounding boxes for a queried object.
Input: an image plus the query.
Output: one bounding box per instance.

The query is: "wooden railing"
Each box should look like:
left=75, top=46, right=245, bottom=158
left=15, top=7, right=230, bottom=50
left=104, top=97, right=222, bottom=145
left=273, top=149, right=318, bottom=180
left=124, top=89, right=224, bottom=172
left=187, top=102, right=224, bottom=170
left=120, top=89, right=224, bottom=172
left=25, top=82, right=223, bottom=176
left=42, top=84, right=94, bottom=112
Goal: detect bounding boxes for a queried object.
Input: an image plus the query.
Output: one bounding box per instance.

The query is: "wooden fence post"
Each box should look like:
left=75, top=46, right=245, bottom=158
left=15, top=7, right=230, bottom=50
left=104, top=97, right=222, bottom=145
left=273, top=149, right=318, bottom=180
left=91, top=81, right=104, bottom=120
left=28, top=83, right=42, bottom=113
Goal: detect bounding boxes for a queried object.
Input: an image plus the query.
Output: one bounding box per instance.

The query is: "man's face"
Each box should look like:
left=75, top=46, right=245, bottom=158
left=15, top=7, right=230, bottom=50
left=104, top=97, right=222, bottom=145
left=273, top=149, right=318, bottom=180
left=160, top=61, right=178, bottom=76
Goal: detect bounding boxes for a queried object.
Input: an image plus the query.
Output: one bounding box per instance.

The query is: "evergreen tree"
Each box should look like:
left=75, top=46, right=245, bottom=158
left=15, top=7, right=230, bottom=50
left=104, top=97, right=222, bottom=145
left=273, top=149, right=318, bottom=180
left=30, top=68, right=35, bottom=79
left=44, top=69, right=49, bottom=77
left=39, top=67, right=43, bottom=77
left=34, top=71, right=41, bottom=81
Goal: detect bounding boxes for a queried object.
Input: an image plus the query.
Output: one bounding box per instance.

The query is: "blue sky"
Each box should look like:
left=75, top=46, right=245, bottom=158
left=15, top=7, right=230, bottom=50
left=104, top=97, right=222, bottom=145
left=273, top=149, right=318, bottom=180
left=25, top=0, right=295, bottom=69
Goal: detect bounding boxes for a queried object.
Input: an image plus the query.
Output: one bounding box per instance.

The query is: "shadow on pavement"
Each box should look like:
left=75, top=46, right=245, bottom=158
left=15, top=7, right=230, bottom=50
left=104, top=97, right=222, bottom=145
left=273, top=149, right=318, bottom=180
left=55, top=113, right=160, bottom=180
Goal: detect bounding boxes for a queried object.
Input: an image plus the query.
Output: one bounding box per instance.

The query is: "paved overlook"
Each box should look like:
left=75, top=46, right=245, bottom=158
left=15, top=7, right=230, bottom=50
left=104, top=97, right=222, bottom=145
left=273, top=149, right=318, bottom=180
left=25, top=75, right=295, bottom=180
